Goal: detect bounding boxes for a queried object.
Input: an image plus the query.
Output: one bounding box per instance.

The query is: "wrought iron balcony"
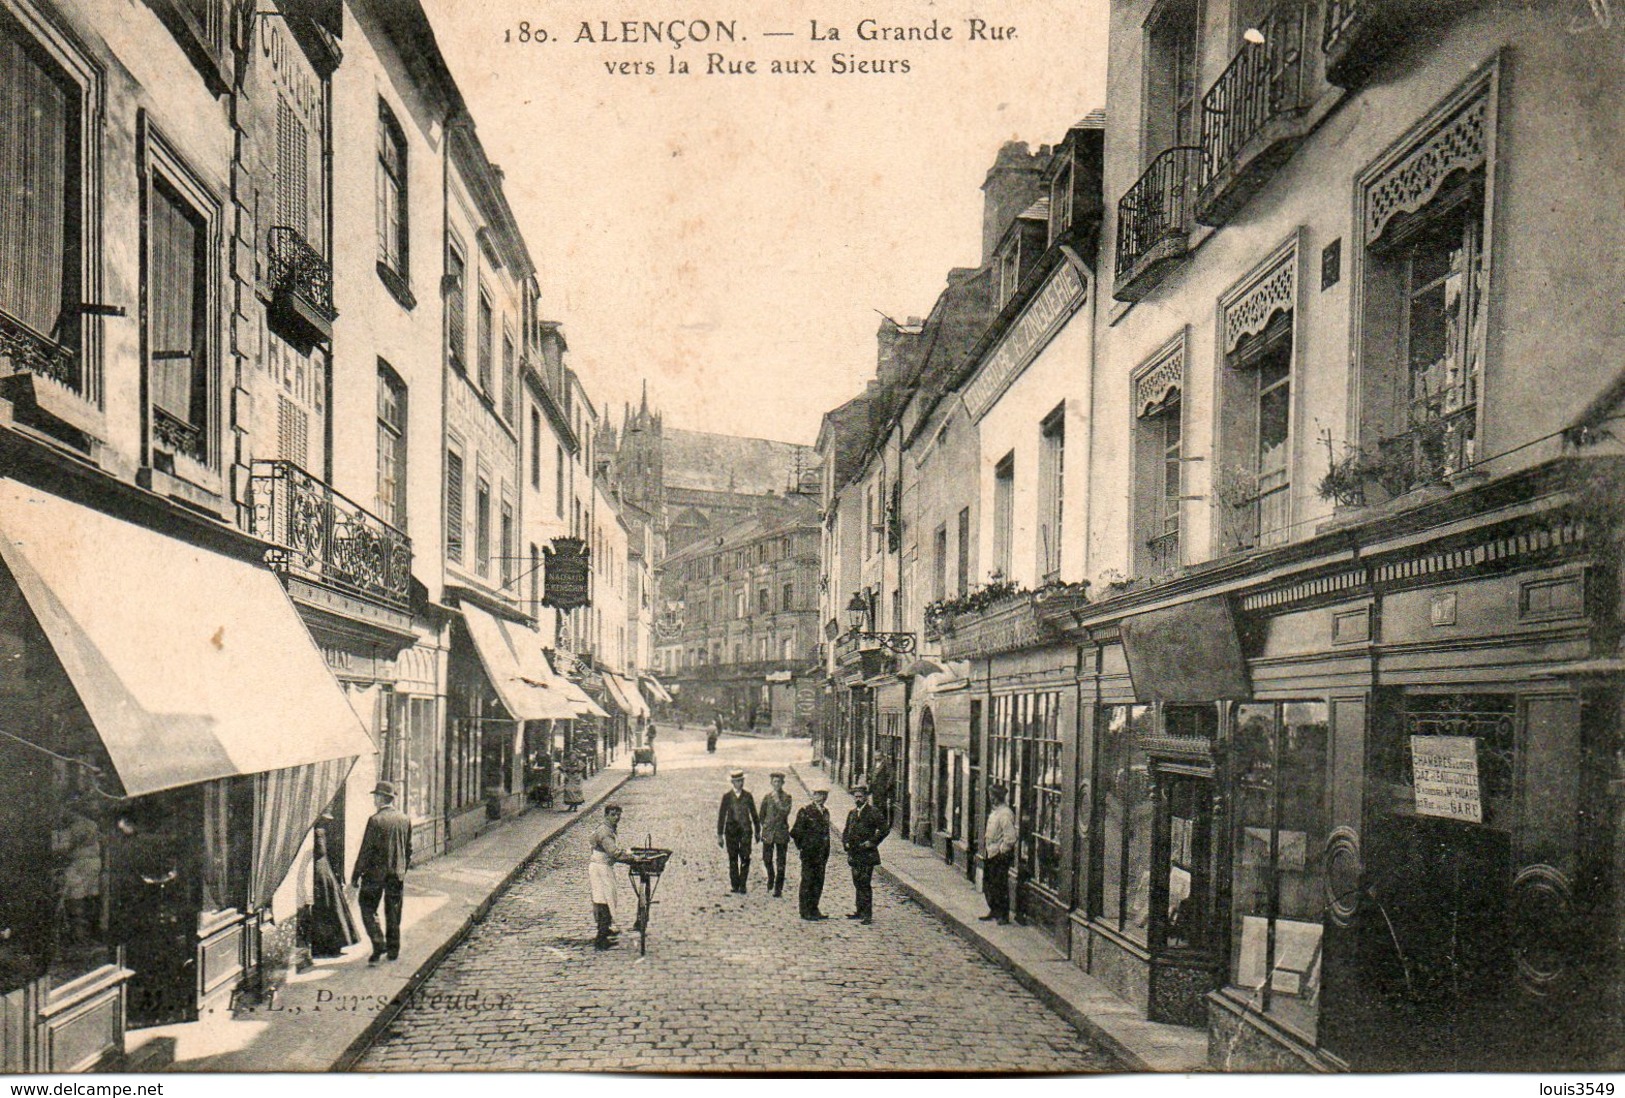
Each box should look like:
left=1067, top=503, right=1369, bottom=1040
left=1322, top=0, right=1475, bottom=89
left=1195, top=2, right=1311, bottom=227
left=1373, top=404, right=1479, bottom=496
left=267, top=226, right=336, bottom=346
left=1114, top=146, right=1203, bottom=303
left=249, top=459, right=412, bottom=613
left=0, top=310, right=80, bottom=392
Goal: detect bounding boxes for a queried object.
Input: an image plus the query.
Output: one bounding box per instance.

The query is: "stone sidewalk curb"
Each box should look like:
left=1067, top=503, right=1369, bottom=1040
left=332, top=771, right=631, bottom=1071
left=789, top=762, right=1206, bottom=1074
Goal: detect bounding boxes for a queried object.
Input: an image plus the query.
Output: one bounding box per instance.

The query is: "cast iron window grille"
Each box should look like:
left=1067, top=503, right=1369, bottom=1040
left=249, top=458, right=412, bottom=612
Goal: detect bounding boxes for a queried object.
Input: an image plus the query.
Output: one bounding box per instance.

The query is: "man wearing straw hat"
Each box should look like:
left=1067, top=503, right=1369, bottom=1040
left=589, top=803, right=634, bottom=950
left=352, top=780, right=412, bottom=964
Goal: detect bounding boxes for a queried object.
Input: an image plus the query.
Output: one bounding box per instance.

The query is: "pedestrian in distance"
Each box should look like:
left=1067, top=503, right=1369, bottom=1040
left=843, top=782, right=887, bottom=924
left=790, top=785, right=833, bottom=920
left=352, top=780, right=412, bottom=964
left=979, top=784, right=1017, bottom=925
left=588, top=803, right=634, bottom=950
left=561, top=753, right=586, bottom=811
left=759, top=771, right=793, bottom=897
left=716, top=768, right=759, bottom=894
left=707, top=713, right=721, bottom=753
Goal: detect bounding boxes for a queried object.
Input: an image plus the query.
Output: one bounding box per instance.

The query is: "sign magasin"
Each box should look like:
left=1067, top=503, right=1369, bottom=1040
left=1410, top=735, right=1483, bottom=823
left=543, top=536, right=592, bottom=611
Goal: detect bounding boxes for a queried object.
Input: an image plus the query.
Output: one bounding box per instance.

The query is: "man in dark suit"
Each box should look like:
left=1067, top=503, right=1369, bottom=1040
left=843, top=782, right=887, bottom=924
left=716, top=768, right=759, bottom=894
left=758, top=772, right=793, bottom=897
left=789, top=785, right=833, bottom=920
left=352, top=780, right=412, bottom=963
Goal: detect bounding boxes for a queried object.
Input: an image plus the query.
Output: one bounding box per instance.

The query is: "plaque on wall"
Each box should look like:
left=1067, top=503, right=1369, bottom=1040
left=542, top=537, right=592, bottom=611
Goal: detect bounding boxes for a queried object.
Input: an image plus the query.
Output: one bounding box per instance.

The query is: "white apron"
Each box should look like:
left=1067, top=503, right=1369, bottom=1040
left=589, top=852, right=618, bottom=915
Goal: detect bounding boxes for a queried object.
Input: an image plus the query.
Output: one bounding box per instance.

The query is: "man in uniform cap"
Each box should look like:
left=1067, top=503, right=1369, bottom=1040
left=352, top=780, right=412, bottom=963
left=758, top=772, right=793, bottom=897
left=843, top=781, right=887, bottom=924
left=790, top=784, right=833, bottom=919
left=716, top=769, right=759, bottom=894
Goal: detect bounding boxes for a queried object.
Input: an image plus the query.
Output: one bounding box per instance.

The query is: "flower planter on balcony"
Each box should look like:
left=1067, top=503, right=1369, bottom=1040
left=937, top=590, right=1063, bottom=660
left=1194, top=3, right=1313, bottom=228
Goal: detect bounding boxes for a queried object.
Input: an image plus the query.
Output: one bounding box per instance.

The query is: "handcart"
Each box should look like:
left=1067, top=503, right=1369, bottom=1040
left=625, top=844, right=673, bottom=956
left=631, top=746, right=657, bottom=776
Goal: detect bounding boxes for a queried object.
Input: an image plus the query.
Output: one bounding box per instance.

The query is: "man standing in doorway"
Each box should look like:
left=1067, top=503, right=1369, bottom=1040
left=979, top=784, right=1016, bottom=925
left=716, top=768, right=759, bottom=894
left=353, top=781, right=412, bottom=963
left=790, top=785, right=833, bottom=920
left=843, top=782, right=887, bottom=924
left=759, top=772, right=793, bottom=897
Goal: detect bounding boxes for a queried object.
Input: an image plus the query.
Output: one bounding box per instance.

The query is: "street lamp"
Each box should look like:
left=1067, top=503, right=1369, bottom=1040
left=845, top=592, right=870, bottom=632
left=842, top=590, right=916, bottom=654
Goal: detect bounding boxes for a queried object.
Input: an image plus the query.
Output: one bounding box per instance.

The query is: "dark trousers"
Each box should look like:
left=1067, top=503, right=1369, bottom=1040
left=850, top=861, right=875, bottom=918
left=798, top=854, right=827, bottom=917
left=762, top=840, right=788, bottom=893
left=357, top=875, right=405, bottom=957
left=593, top=902, right=615, bottom=945
left=983, top=851, right=1012, bottom=919
left=725, top=831, right=752, bottom=890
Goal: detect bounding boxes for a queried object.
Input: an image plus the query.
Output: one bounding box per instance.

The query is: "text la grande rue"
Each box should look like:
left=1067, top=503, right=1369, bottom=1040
left=811, top=18, right=1016, bottom=41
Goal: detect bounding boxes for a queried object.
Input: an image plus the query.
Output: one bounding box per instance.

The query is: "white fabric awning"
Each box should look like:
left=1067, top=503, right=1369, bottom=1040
left=641, top=674, right=674, bottom=704
left=0, top=480, right=374, bottom=797
left=461, top=605, right=579, bottom=721
left=547, top=653, right=608, bottom=719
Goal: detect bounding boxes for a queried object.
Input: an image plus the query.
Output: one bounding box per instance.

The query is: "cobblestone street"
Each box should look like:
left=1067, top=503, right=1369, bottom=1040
left=356, top=729, right=1122, bottom=1073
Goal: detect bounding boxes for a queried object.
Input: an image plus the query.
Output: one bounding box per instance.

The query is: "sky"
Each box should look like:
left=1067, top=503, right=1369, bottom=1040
left=420, top=0, right=1109, bottom=445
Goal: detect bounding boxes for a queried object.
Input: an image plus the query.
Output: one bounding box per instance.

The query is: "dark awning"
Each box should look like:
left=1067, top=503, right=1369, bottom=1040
left=1119, top=595, right=1251, bottom=703
left=0, top=480, right=373, bottom=797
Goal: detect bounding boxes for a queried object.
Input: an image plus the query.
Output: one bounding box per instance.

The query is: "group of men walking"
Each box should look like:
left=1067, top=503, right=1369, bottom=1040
left=716, top=768, right=887, bottom=924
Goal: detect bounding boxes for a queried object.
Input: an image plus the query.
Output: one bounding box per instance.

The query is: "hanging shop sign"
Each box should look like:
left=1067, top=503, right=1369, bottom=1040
left=543, top=536, right=592, bottom=611
left=1410, top=735, right=1483, bottom=823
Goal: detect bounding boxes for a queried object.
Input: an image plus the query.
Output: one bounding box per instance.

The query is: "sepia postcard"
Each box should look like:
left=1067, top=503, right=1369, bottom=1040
left=0, top=0, right=1622, bottom=1085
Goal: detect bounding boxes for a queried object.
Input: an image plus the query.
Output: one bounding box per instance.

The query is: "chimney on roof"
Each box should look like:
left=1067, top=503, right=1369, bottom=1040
left=980, top=140, right=1051, bottom=267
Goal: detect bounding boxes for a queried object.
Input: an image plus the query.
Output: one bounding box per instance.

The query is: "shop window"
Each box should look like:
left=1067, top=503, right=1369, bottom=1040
left=376, top=363, right=407, bottom=529
left=1229, top=701, right=1330, bottom=1039
left=1378, top=692, right=1516, bottom=823
left=0, top=11, right=90, bottom=398
left=1092, top=704, right=1154, bottom=944
left=1021, top=692, right=1065, bottom=892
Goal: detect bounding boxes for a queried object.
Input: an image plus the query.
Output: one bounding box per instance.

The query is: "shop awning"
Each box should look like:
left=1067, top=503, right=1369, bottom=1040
left=1119, top=595, right=1251, bottom=703
left=548, top=653, right=609, bottom=718
left=599, top=672, right=635, bottom=716
left=0, top=480, right=374, bottom=798
left=615, top=673, right=650, bottom=719
left=641, top=674, right=674, bottom=704
left=461, top=605, right=580, bottom=720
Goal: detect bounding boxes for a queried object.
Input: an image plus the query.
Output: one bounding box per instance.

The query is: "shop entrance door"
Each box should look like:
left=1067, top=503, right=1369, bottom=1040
left=114, top=789, right=199, bottom=1028
left=1335, top=814, right=1514, bottom=1069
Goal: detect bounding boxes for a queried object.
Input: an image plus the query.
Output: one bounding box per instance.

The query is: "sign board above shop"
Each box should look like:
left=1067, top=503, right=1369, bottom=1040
left=543, top=536, right=592, bottom=611
left=1410, top=735, right=1483, bottom=823
left=1119, top=596, right=1251, bottom=703
left=962, top=261, right=1088, bottom=421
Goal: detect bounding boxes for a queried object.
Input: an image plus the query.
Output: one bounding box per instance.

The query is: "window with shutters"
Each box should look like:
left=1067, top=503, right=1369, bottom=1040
left=476, top=289, right=494, bottom=396
left=445, top=447, right=464, bottom=562
left=275, top=97, right=312, bottom=246
left=555, top=445, right=565, bottom=517
left=277, top=394, right=309, bottom=468
left=475, top=477, right=491, bottom=577
left=445, top=238, right=467, bottom=371
left=993, top=452, right=1015, bottom=579
left=376, top=101, right=408, bottom=282
left=0, top=11, right=90, bottom=397
left=1038, top=404, right=1065, bottom=582
left=956, top=507, right=971, bottom=596
left=148, top=177, right=212, bottom=465
left=500, top=499, right=514, bottom=588
left=501, top=330, right=516, bottom=422
left=376, top=363, right=407, bottom=528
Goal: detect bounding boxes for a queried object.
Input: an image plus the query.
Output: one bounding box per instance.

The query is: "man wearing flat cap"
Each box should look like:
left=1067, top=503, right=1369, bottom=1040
left=843, top=781, right=887, bottom=924
left=716, top=769, right=759, bottom=894
left=790, top=785, right=833, bottom=919
left=352, top=780, right=412, bottom=964
left=758, top=772, right=793, bottom=897
left=588, top=803, right=633, bottom=949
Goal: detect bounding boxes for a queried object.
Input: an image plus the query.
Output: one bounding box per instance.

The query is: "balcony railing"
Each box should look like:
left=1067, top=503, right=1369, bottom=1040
left=1322, top=0, right=1364, bottom=54
left=1145, top=530, right=1182, bottom=579
left=1196, top=2, right=1310, bottom=226
left=267, top=226, right=336, bottom=345
left=1322, top=0, right=1468, bottom=89
left=249, top=459, right=412, bottom=612
left=0, top=310, right=79, bottom=392
left=1114, top=146, right=1203, bottom=302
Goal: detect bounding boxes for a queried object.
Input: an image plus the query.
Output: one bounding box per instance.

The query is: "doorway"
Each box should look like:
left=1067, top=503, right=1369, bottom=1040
left=113, top=788, right=201, bottom=1028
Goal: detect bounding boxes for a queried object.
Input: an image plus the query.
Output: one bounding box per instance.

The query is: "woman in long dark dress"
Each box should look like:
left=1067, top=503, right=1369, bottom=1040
left=309, top=826, right=359, bottom=958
